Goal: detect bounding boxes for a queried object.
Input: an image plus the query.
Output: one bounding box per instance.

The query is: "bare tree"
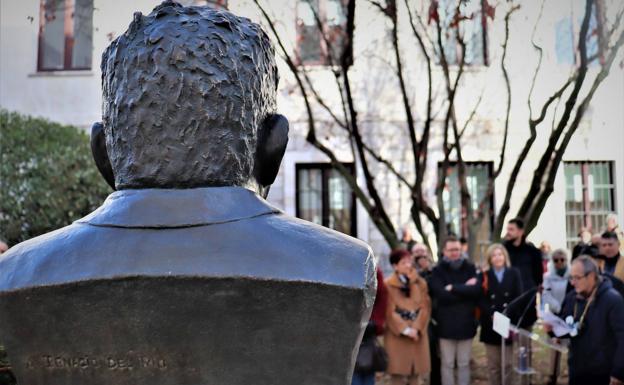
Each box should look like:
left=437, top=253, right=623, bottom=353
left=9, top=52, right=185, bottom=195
left=253, top=0, right=624, bottom=256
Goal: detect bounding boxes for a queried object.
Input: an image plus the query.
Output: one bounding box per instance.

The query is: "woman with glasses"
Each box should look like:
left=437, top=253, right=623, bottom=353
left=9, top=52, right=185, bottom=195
left=542, top=249, right=572, bottom=314
left=542, top=249, right=573, bottom=385
left=477, top=244, right=523, bottom=385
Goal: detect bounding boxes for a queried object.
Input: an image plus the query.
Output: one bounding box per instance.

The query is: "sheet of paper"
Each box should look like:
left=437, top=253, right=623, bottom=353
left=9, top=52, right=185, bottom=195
left=493, top=311, right=510, bottom=338
left=541, top=310, right=574, bottom=337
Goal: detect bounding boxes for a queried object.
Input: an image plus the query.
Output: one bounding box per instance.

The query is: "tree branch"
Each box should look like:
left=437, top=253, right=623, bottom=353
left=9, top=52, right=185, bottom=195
left=434, top=6, right=470, bottom=246
left=370, top=0, right=421, bottom=181
left=404, top=0, right=435, bottom=194
left=523, top=15, right=624, bottom=233
left=340, top=0, right=399, bottom=244
left=515, top=0, right=594, bottom=222
left=473, top=4, right=518, bottom=230
left=254, top=0, right=400, bottom=246
left=527, top=0, right=547, bottom=119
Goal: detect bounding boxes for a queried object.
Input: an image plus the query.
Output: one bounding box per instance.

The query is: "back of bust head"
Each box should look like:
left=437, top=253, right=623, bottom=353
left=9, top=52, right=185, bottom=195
left=99, top=1, right=281, bottom=190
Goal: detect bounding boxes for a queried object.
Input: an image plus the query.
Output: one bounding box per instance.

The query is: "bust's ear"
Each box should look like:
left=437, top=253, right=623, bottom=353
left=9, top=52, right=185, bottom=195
left=90, top=122, right=116, bottom=190
left=254, top=114, right=289, bottom=189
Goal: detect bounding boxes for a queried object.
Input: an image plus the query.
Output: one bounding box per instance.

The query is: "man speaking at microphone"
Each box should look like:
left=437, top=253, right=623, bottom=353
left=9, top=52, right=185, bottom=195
left=544, top=256, right=624, bottom=385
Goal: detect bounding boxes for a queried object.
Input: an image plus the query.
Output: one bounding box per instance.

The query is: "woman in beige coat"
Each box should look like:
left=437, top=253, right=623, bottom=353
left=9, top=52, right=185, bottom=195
left=384, top=249, right=431, bottom=385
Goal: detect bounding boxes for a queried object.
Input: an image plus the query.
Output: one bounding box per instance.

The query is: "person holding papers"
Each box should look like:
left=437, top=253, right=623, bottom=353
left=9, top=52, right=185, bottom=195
left=545, top=256, right=624, bottom=385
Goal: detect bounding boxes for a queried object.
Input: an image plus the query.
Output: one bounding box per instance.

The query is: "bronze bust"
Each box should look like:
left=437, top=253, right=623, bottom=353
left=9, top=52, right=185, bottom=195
left=0, top=2, right=376, bottom=384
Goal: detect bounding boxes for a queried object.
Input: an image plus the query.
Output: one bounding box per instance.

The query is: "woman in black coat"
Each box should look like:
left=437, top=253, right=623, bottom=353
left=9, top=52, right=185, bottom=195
left=478, top=244, right=523, bottom=385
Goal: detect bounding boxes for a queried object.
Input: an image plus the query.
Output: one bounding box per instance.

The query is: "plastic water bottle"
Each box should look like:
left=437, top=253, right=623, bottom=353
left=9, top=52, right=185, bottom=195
left=518, top=346, right=528, bottom=372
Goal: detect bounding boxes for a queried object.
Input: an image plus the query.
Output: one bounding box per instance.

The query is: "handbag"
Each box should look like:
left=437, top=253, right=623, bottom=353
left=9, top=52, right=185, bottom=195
left=474, top=271, right=489, bottom=320
left=354, top=333, right=388, bottom=373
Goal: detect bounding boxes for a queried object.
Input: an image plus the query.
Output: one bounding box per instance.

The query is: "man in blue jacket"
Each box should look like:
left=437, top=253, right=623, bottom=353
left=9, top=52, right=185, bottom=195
left=546, top=256, right=624, bottom=385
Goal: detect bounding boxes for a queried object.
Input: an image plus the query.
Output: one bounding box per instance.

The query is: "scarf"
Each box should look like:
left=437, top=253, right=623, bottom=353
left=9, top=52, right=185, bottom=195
left=443, top=255, right=464, bottom=270
left=556, top=267, right=568, bottom=277
left=398, top=274, right=411, bottom=297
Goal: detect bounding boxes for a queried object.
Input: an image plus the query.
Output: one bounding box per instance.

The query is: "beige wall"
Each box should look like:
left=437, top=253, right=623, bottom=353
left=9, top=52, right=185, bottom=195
left=0, top=0, right=161, bottom=127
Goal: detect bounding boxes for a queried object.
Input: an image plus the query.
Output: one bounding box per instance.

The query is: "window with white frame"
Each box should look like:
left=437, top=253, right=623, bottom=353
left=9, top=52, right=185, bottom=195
left=295, top=0, right=349, bottom=66
left=436, top=0, right=489, bottom=66
left=38, top=0, right=93, bottom=71
left=555, top=0, right=605, bottom=65
left=564, top=161, right=615, bottom=250
left=441, top=162, right=494, bottom=258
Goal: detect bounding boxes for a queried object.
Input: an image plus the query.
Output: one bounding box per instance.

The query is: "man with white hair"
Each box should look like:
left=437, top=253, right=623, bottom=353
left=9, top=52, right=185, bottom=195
left=545, top=256, right=624, bottom=385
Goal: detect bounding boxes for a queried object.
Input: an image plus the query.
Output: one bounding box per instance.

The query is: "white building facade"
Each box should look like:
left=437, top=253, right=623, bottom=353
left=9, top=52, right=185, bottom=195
left=1, top=0, right=623, bottom=262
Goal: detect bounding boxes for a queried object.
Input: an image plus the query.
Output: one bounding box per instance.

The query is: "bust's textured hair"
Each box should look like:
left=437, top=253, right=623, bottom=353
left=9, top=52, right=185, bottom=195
left=101, top=1, right=278, bottom=189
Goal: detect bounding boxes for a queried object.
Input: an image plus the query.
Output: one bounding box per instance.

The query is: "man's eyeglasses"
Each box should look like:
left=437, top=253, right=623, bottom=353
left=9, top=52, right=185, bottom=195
left=553, top=258, right=566, bottom=263
left=569, top=273, right=589, bottom=282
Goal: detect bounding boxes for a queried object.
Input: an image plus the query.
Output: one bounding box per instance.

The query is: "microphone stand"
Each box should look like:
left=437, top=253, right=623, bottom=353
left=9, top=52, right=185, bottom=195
left=500, top=287, right=540, bottom=385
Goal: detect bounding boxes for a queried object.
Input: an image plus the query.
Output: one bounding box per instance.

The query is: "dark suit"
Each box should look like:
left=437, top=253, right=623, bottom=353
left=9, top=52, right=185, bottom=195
left=0, top=187, right=376, bottom=385
left=504, top=240, right=542, bottom=328
left=429, top=259, right=481, bottom=340
left=478, top=267, right=524, bottom=345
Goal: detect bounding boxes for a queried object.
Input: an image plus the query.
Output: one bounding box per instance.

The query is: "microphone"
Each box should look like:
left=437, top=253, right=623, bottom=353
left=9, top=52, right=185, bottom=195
left=503, top=286, right=541, bottom=328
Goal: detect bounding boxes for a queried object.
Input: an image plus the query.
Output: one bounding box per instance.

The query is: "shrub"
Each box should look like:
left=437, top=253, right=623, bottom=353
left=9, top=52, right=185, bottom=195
left=0, top=345, right=15, bottom=385
left=0, top=110, right=111, bottom=246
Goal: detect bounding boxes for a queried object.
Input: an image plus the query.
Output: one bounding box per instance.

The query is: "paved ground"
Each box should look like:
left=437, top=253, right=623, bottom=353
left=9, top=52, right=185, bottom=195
left=376, top=324, right=569, bottom=385
left=0, top=326, right=569, bottom=385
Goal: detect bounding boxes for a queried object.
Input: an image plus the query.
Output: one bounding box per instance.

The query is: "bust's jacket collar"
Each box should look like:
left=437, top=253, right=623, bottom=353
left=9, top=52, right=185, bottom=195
left=77, top=187, right=281, bottom=228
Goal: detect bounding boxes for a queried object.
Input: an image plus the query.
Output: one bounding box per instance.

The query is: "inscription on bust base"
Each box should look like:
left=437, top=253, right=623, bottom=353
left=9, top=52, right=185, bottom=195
left=25, top=353, right=168, bottom=371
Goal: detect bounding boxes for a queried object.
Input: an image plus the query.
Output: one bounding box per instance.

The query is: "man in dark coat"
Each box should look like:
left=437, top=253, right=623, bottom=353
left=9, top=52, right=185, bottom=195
left=503, top=218, right=543, bottom=328
left=546, top=256, right=624, bottom=385
left=429, top=236, right=480, bottom=385
left=572, top=227, right=597, bottom=260
left=597, top=231, right=624, bottom=282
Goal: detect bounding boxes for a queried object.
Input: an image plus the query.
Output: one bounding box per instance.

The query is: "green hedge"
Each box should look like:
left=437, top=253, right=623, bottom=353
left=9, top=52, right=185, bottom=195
left=0, top=110, right=111, bottom=246
left=0, top=345, right=15, bottom=385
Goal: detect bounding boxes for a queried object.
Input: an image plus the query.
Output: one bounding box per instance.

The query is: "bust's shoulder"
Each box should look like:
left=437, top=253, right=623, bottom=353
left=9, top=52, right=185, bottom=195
left=0, top=212, right=375, bottom=292
left=251, top=212, right=372, bottom=257
left=231, top=212, right=376, bottom=286
left=0, top=224, right=84, bottom=261
left=0, top=223, right=88, bottom=290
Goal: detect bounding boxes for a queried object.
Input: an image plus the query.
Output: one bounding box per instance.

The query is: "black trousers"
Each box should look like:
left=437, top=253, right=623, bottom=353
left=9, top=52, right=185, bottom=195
left=428, top=322, right=441, bottom=385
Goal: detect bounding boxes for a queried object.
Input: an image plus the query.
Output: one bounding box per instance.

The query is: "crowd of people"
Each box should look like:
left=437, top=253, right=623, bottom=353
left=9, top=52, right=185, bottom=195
left=353, top=216, right=624, bottom=385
